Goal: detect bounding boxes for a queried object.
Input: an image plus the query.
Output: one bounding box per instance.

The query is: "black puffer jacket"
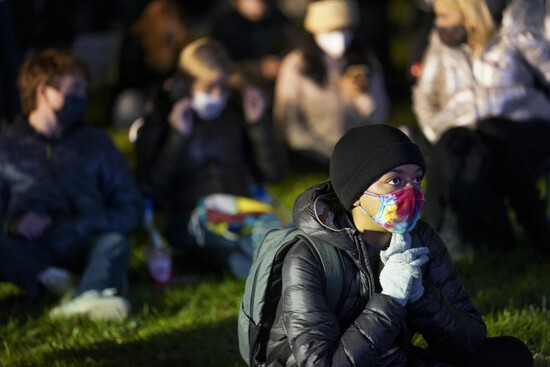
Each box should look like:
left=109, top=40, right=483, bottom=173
left=266, top=182, right=486, bottom=366
left=0, top=117, right=142, bottom=240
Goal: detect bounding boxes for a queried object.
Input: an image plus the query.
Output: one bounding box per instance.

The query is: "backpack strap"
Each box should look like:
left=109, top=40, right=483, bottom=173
left=305, top=238, right=345, bottom=312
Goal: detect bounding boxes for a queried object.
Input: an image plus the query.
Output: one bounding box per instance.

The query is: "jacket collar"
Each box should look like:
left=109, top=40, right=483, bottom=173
left=8, top=114, right=80, bottom=141
left=292, top=181, right=363, bottom=263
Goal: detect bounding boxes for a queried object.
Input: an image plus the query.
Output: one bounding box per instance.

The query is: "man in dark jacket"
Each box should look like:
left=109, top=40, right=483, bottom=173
left=0, top=49, right=142, bottom=321
left=266, top=125, right=533, bottom=366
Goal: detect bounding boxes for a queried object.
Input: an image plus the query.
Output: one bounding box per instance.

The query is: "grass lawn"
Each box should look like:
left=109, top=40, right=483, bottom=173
left=2, top=86, right=550, bottom=366
left=1, top=170, right=550, bottom=366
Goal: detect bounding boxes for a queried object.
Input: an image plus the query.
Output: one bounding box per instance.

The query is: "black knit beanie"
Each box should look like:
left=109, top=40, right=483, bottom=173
left=329, top=125, right=426, bottom=211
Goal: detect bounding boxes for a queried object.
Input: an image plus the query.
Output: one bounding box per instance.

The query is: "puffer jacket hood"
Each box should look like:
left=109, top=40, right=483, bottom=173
left=291, top=181, right=379, bottom=296
left=292, top=182, right=363, bottom=262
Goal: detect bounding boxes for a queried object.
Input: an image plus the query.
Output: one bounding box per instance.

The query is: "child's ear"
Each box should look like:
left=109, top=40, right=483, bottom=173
left=36, top=83, right=48, bottom=100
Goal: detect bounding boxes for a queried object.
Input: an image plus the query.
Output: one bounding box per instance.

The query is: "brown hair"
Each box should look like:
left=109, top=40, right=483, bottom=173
left=17, top=49, right=89, bottom=115
left=132, top=0, right=188, bottom=73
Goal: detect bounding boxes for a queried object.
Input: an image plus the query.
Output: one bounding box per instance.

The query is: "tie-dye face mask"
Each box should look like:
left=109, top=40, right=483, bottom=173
left=358, top=186, right=424, bottom=233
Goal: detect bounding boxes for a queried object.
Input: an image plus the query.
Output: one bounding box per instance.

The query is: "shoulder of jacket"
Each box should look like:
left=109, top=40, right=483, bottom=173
left=412, top=220, right=439, bottom=247
left=412, top=220, right=451, bottom=263
left=287, top=236, right=321, bottom=258
left=281, top=49, right=304, bottom=68
left=285, top=235, right=344, bottom=268
left=73, top=125, right=115, bottom=144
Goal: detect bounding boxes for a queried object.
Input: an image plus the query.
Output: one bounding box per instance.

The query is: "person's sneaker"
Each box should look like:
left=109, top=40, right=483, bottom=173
left=49, top=289, right=130, bottom=322
left=38, top=267, right=78, bottom=299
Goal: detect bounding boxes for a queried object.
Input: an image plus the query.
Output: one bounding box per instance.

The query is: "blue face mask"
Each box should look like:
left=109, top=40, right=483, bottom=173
left=191, top=91, right=228, bottom=121
left=55, top=95, right=88, bottom=129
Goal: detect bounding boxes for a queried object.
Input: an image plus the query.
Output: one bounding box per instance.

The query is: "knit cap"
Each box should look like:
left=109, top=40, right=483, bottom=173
left=304, top=0, right=359, bottom=34
left=329, top=125, right=426, bottom=211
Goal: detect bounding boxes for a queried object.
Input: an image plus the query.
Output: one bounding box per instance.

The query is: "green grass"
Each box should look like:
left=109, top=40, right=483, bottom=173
left=3, top=44, right=550, bottom=363
left=1, top=172, right=550, bottom=366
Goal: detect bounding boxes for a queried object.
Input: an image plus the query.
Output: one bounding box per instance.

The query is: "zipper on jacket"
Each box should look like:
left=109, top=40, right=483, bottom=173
left=46, top=143, right=52, bottom=160
left=356, top=235, right=375, bottom=298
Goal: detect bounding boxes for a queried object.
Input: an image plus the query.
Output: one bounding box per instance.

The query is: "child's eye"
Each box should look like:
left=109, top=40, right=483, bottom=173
left=413, top=176, right=423, bottom=184
left=388, top=177, right=401, bottom=186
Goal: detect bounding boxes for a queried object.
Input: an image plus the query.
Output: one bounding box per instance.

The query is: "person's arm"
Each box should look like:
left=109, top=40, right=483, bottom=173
left=352, top=53, right=390, bottom=124
left=242, top=87, right=288, bottom=182
left=407, top=222, right=487, bottom=363
left=73, top=130, right=143, bottom=237
left=509, top=4, right=550, bottom=88
left=273, top=51, right=320, bottom=151
left=412, top=32, right=465, bottom=144
left=281, top=241, right=407, bottom=366
left=135, top=101, right=192, bottom=204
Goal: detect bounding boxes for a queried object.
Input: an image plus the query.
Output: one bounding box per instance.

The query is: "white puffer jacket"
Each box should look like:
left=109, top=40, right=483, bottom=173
left=412, top=0, right=550, bottom=143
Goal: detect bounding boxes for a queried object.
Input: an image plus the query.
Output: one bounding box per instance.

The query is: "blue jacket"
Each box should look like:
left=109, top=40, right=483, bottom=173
left=0, top=117, right=142, bottom=241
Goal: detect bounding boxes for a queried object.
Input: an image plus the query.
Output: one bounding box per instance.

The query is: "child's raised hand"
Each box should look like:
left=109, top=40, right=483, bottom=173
left=169, top=97, right=193, bottom=136
left=243, top=86, right=266, bottom=124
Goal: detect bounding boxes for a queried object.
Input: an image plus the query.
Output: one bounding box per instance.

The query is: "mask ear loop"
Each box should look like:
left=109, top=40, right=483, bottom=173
left=359, top=191, right=385, bottom=220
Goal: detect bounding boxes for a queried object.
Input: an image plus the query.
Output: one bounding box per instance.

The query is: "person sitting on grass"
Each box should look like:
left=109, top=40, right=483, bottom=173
left=273, top=0, right=390, bottom=173
left=266, top=124, right=533, bottom=366
left=0, top=49, right=142, bottom=321
left=412, top=0, right=550, bottom=254
left=134, top=38, right=286, bottom=277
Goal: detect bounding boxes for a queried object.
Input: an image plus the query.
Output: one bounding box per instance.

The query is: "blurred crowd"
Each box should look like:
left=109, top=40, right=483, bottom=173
left=0, top=0, right=549, bottom=323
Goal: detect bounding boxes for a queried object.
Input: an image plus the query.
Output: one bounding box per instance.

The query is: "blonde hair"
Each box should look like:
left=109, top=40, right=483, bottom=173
left=435, top=0, right=496, bottom=57
left=304, top=0, right=359, bottom=34
left=179, top=38, right=234, bottom=83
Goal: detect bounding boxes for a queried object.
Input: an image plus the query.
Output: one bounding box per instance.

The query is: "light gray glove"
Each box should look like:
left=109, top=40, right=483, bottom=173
left=380, top=232, right=412, bottom=264
left=381, top=233, right=430, bottom=304
left=379, top=246, right=429, bottom=306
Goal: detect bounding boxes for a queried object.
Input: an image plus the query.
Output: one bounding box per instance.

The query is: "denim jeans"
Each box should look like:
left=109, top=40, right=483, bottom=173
left=0, top=231, right=131, bottom=298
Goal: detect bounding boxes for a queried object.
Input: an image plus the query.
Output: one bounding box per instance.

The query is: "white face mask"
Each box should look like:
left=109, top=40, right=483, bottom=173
left=191, top=91, right=228, bottom=120
left=314, top=30, right=352, bottom=58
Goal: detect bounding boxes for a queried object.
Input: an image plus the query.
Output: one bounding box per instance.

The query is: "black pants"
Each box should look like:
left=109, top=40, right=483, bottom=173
left=421, top=118, right=550, bottom=252
left=410, top=336, right=533, bottom=366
